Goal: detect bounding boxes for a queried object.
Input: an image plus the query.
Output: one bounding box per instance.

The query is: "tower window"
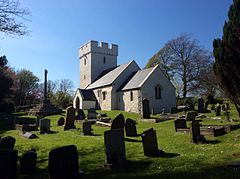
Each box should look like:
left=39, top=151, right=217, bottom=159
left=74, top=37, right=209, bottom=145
left=84, top=58, right=86, bottom=65
left=155, top=85, right=161, bottom=99
left=103, top=57, right=106, bottom=63
left=97, top=90, right=100, bottom=97
left=83, top=75, right=86, bottom=79
left=102, top=91, right=107, bottom=100
left=130, top=91, right=133, bottom=101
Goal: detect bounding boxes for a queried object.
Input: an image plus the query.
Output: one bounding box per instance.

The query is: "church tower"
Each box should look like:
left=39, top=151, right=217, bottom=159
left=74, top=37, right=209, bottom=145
left=79, top=40, right=118, bottom=89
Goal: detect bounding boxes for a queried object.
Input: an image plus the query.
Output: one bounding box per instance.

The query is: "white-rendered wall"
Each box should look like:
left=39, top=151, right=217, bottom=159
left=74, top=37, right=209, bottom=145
left=141, top=67, right=176, bottom=114
left=79, top=40, right=118, bottom=89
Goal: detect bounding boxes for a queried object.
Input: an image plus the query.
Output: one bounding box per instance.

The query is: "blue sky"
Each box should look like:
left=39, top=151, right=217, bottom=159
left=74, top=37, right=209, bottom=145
left=0, top=0, right=233, bottom=90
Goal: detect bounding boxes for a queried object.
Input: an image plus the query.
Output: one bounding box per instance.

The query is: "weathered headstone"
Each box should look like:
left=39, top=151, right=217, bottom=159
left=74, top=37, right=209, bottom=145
left=20, top=149, right=37, bottom=174
left=0, top=150, right=18, bottom=179
left=57, top=117, right=65, bottom=126
left=87, top=108, right=97, bottom=119
left=22, top=132, right=38, bottom=139
left=216, top=104, right=221, bottom=116
left=104, top=129, right=126, bottom=169
left=222, top=104, right=226, bottom=111
left=204, top=100, right=209, bottom=112
left=0, top=136, right=16, bottom=150
left=82, top=121, right=93, bottom=135
left=174, top=118, right=187, bottom=132
left=76, top=109, right=85, bottom=120
left=64, top=106, right=76, bottom=130
left=111, top=114, right=125, bottom=130
left=170, top=107, right=177, bottom=114
left=198, top=97, right=205, bottom=113
left=186, top=111, right=197, bottom=121
left=190, top=121, right=206, bottom=143
left=40, top=118, right=50, bottom=134
left=226, top=103, right=230, bottom=110
left=49, top=145, right=82, bottom=179
left=125, top=118, right=138, bottom=137
left=141, top=128, right=164, bottom=157
left=161, top=108, right=166, bottom=115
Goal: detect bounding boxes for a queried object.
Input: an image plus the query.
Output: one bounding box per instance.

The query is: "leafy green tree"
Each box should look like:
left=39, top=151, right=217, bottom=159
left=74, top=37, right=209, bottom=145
left=15, top=69, right=39, bottom=106
left=213, top=0, right=240, bottom=116
left=146, top=33, right=212, bottom=98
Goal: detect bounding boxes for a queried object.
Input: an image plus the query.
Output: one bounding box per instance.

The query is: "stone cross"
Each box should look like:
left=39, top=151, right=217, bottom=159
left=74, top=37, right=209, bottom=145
left=44, top=69, right=48, bottom=101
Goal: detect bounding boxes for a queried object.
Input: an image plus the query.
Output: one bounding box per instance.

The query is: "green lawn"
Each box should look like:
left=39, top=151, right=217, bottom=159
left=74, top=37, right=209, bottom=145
left=1, top=108, right=240, bottom=179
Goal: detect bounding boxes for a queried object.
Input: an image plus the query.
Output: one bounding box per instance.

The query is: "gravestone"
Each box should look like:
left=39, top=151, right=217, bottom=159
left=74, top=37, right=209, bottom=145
left=57, top=117, right=65, bottom=126
left=174, top=119, right=187, bottom=132
left=76, top=109, right=85, bottom=120
left=22, top=124, right=38, bottom=132
left=190, top=121, right=206, bottom=143
left=161, top=108, right=166, bottom=115
left=104, top=129, right=126, bottom=169
left=198, top=97, right=205, bottom=113
left=222, top=104, right=226, bottom=111
left=125, top=118, right=138, bottom=137
left=0, top=150, right=18, bottom=179
left=0, top=136, right=16, bottom=150
left=226, top=103, right=230, bottom=110
left=87, top=108, right=97, bottom=119
left=22, top=132, right=38, bottom=139
left=82, top=121, right=93, bottom=135
left=40, top=118, right=50, bottom=134
left=186, top=111, right=197, bottom=121
left=111, top=114, right=125, bottom=130
left=204, top=100, right=209, bottom=112
left=142, top=98, right=150, bottom=118
left=211, top=105, right=216, bottom=111
left=216, top=104, right=221, bottom=116
left=49, top=145, right=82, bottom=179
left=170, top=107, right=177, bottom=114
left=141, top=128, right=164, bottom=157
left=64, top=106, right=76, bottom=130
left=20, top=149, right=37, bottom=174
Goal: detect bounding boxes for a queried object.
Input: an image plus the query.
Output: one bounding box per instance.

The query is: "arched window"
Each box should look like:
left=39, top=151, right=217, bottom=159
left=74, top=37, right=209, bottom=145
left=130, top=91, right=133, bottom=101
left=155, top=85, right=161, bottom=99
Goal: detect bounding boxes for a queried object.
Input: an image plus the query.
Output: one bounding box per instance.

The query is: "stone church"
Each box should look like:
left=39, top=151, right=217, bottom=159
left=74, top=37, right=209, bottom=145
left=73, top=40, right=176, bottom=114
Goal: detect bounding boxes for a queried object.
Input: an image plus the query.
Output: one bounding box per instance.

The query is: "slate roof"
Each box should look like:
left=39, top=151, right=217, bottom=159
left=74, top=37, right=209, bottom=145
left=87, top=60, right=134, bottom=89
left=121, top=67, right=155, bottom=91
left=79, top=89, right=96, bottom=101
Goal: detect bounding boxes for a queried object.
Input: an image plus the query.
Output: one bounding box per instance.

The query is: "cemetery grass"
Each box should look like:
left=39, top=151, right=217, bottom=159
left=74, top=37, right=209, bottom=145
left=1, top=110, right=240, bottom=178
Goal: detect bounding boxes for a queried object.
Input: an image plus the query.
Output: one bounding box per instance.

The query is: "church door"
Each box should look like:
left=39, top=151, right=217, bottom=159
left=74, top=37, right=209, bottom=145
left=75, top=97, right=80, bottom=109
left=142, top=98, right=150, bottom=118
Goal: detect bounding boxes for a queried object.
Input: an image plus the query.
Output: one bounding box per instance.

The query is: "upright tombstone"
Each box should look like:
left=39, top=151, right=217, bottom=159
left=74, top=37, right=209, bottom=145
left=190, top=121, right=206, bottom=143
left=125, top=118, right=138, bottom=137
left=142, top=98, right=150, bottom=118
left=174, top=118, right=187, bottom=132
left=87, top=108, right=97, bottom=119
left=216, top=104, right=221, bottom=116
left=20, top=149, right=37, bottom=174
left=104, top=129, right=126, bottom=169
left=170, top=107, right=178, bottom=114
left=186, top=111, right=197, bottom=121
left=82, top=121, right=93, bottom=135
left=111, top=114, right=125, bottom=130
left=64, top=106, right=76, bottom=130
left=226, top=103, right=230, bottom=110
left=0, top=136, right=16, bottom=150
left=76, top=109, right=85, bottom=120
left=198, top=97, right=205, bottom=113
left=49, top=145, right=82, bottom=179
left=57, top=117, right=65, bottom=126
left=39, top=118, right=50, bottom=134
left=204, top=100, right=209, bottom=112
left=141, top=128, right=163, bottom=157
left=0, top=150, right=18, bottom=179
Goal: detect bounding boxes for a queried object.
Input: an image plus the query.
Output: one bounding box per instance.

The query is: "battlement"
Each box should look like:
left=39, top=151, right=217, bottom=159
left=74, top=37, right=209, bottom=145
left=79, top=40, right=118, bottom=58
